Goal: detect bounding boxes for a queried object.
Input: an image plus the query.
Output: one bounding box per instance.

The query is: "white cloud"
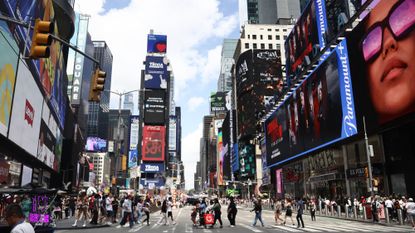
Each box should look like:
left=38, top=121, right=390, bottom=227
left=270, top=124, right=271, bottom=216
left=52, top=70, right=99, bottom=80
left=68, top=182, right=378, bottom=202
left=74, top=0, right=238, bottom=108
left=181, top=123, right=203, bottom=190
left=187, top=97, right=206, bottom=112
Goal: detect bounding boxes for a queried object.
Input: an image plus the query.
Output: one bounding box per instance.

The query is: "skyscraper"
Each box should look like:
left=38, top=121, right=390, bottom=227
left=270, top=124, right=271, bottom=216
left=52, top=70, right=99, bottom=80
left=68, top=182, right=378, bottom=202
left=218, top=39, right=238, bottom=92
left=275, top=0, right=301, bottom=19
left=87, top=41, right=113, bottom=138
left=123, top=92, right=135, bottom=114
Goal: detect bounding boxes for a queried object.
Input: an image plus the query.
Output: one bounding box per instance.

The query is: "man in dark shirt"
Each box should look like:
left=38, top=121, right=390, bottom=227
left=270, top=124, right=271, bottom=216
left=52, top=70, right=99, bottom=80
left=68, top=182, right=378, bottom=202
left=296, top=197, right=305, bottom=228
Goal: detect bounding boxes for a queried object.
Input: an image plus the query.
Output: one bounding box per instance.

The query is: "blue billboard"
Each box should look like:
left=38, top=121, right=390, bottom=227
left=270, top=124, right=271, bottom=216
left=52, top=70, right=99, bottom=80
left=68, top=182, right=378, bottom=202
left=265, top=39, right=357, bottom=168
left=141, top=163, right=165, bottom=173
left=140, top=178, right=165, bottom=188
left=144, top=56, right=168, bottom=89
left=128, top=149, right=138, bottom=168
left=147, top=34, right=167, bottom=54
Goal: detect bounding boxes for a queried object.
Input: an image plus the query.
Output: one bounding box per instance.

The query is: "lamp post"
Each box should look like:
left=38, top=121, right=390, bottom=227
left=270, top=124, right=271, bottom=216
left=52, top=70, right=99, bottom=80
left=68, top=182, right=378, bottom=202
left=107, top=90, right=139, bottom=190
left=363, top=116, right=374, bottom=197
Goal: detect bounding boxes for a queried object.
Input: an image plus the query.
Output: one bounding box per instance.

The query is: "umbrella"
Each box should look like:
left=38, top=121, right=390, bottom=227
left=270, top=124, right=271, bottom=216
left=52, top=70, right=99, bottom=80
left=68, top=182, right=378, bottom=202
left=86, top=187, right=97, bottom=196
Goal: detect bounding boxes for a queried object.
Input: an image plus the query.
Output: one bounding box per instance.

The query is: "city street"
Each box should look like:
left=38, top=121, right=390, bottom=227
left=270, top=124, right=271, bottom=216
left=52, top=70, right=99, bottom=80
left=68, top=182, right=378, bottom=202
left=55, top=206, right=412, bottom=233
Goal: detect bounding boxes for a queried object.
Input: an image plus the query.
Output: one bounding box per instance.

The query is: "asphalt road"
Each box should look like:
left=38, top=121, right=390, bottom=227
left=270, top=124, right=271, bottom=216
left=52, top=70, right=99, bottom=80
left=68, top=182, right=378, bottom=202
left=55, top=205, right=413, bottom=233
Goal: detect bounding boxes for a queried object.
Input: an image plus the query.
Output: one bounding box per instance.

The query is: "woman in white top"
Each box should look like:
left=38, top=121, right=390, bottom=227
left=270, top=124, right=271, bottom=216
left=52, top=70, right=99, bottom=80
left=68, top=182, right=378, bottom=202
left=405, top=198, right=415, bottom=230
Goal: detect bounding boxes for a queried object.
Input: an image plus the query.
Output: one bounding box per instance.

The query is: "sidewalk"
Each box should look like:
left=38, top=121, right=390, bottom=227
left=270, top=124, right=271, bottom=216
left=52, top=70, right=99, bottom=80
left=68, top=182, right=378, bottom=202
left=54, top=217, right=111, bottom=230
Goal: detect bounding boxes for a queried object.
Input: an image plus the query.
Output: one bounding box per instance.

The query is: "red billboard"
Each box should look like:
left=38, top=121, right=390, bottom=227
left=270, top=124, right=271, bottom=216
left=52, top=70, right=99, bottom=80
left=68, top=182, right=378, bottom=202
left=142, top=126, right=165, bottom=162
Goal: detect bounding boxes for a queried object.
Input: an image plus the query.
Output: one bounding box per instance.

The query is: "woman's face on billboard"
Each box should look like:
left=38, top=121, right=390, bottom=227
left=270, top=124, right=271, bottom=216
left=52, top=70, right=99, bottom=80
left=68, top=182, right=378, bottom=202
left=365, top=0, right=415, bottom=123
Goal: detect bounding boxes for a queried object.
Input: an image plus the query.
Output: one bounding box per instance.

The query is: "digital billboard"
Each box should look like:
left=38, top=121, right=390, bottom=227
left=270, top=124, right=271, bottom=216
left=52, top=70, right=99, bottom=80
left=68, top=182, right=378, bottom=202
left=285, top=0, right=328, bottom=85
left=8, top=61, right=43, bottom=157
left=266, top=39, right=357, bottom=167
left=238, top=142, right=256, bottom=179
left=85, top=137, right=107, bottom=152
left=168, top=116, right=176, bottom=151
left=142, top=126, right=166, bottom=162
left=144, top=90, right=166, bottom=125
left=346, top=0, right=415, bottom=129
left=128, top=149, right=138, bottom=168
left=141, top=163, right=165, bottom=173
left=144, top=56, right=168, bottom=89
left=261, top=139, right=270, bottom=185
left=0, top=0, right=67, bottom=129
left=129, top=115, right=139, bottom=150
left=0, top=16, right=18, bottom=136
left=210, top=92, right=227, bottom=114
left=235, top=50, right=253, bottom=96
left=147, top=34, right=167, bottom=54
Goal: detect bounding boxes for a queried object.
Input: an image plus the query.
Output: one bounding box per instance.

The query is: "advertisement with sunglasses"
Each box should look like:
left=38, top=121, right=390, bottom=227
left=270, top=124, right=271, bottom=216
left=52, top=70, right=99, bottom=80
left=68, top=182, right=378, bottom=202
left=347, top=0, right=415, bottom=129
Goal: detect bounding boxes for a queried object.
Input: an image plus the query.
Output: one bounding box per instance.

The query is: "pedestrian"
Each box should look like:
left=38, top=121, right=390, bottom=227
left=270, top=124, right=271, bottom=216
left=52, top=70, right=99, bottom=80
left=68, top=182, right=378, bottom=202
left=112, top=196, right=119, bottom=223
left=167, top=197, right=176, bottom=225
left=160, top=199, right=168, bottom=225
left=310, top=199, right=316, bottom=221
left=227, top=197, right=237, bottom=227
left=5, top=204, right=35, bottom=233
left=199, top=198, right=207, bottom=228
left=296, top=197, right=305, bottom=228
left=105, top=194, right=113, bottom=224
left=283, top=199, right=295, bottom=226
left=89, top=194, right=100, bottom=225
left=274, top=199, right=284, bottom=225
left=69, top=196, right=76, bottom=218
left=191, top=203, right=198, bottom=227
left=371, top=197, right=380, bottom=223
left=250, top=199, right=265, bottom=227
left=212, top=198, right=223, bottom=228
left=20, top=195, right=31, bottom=220
left=72, top=192, right=89, bottom=227
left=142, top=201, right=151, bottom=226
left=136, top=199, right=143, bottom=225
left=118, top=195, right=134, bottom=228
left=405, top=198, right=415, bottom=230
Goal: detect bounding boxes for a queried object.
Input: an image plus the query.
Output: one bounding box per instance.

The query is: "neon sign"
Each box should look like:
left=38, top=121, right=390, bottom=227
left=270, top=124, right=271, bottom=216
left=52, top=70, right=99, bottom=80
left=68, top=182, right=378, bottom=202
left=29, top=195, right=50, bottom=223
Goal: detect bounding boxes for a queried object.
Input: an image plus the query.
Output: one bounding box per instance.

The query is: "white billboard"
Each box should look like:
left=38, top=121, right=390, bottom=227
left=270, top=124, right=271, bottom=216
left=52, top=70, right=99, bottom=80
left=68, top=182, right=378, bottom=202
left=8, top=61, right=43, bottom=156
left=129, top=116, right=139, bottom=150
left=169, top=116, right=176, bottom=151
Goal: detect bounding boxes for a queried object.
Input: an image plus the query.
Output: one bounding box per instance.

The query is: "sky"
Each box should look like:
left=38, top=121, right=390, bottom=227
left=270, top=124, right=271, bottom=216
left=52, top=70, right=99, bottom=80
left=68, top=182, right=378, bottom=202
left=74, top=0, right=240, bottom=190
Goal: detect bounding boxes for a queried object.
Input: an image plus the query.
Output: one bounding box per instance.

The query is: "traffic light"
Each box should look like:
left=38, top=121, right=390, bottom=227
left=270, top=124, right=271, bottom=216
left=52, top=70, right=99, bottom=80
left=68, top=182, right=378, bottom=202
left=88, top=68, right=106, bottom=102
left=29, top=19, right=54, bottom=58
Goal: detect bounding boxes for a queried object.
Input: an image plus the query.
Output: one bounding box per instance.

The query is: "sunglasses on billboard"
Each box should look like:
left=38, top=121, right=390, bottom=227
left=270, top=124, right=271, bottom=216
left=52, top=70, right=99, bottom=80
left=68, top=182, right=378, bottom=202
left=361, top=0, right=415, bottom=63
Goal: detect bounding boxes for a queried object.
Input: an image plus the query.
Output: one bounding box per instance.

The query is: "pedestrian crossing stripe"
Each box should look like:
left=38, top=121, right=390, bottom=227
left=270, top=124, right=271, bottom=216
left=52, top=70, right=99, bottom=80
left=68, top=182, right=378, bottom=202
left=240, top=223, right=263, bottom=232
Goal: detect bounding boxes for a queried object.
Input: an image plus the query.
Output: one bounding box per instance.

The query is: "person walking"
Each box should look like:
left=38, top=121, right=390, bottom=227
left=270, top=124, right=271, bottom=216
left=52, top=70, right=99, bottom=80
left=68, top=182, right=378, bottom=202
left=5, top=204, right=35, bottom=233
left=296, top=198, right=305, bottom=228
left=251, top=199, right=265, bottom=227
left=167, top=197, right=176, bottom=225
left=227, top=197, right=237, bottom=227
left=112, top=196, right=119, bottom=223
left=274, top=199, right=284, bottom=225
left=405, top=198, right=415, bottom=230
left=72, top=192, right=89, bottom=227
left=212, top=198, right=223, bottom=228
left=142, top=201, right=151, bottom=226
left=136, top=199, right=143, bottom=225
left=371, top=197, right=380, bottom=223
left=105, top=194, right=113, bottom=225
left=283, top=199, right=295, bottom=226
left=310, top=199, right=316, bottom=221
left=160, top=199, right=168, bottom=225
left=118, top=195, right=134, bottom=228
left=199, top=199, right=207, bottom=228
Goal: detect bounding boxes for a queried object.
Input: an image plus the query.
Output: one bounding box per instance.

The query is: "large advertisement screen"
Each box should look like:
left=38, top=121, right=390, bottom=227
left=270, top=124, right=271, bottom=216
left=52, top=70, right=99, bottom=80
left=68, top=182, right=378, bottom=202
left=142, top=126, right=166, bottom=162
left=235, top=50, right=253, bottom=96
left=129, top=116, right=139, bottom=150
left=238, top=142, right=256, bottom=179
left=0, top=1, right=67, bottom=129
left=8, top=61, right=43, bottom=156
left=266, top=39, right=357, bottom=167
left=285, top=0, right=328, bottom=84
left=210, top=92, right=227, bottom=114
left=0, top=16, right=18, bottom=136
left=168, top=116, right=176, bottom=151
left=85, top=137, right=107, bottom=152
left=144, top=56, right=168, bottom=89
left=147, top=34, right=167, bottom=54
left=128, top=149, right=138, bottom=168
left=346, top=0, right=415, bottom=129
left=144, top=90, right=166, bottom=125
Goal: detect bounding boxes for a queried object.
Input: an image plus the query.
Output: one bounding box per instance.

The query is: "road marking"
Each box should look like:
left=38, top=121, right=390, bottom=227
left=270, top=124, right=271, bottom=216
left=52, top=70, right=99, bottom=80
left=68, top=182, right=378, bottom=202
left=240, top=223, right=264, bottom=232
left=163, top=231, right=168, bottom=232
left=128, top=226, right=144, bottom=232
left=185, top=223, right=193, bottom=233
left=203, top=229, right=212, bottom=233
left=271, top=225, right=303, bottom=232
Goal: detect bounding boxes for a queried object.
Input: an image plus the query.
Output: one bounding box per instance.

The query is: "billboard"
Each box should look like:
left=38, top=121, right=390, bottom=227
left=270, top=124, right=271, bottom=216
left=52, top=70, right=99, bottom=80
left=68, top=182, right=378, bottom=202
left=141, top=163, right=165, bottom=173
left=232, top=143, right=239, bottom=172
left=8, top=61, right=43, bottom=156
left=0, top=0, right=67, bottom=129
left=266, top=39, right=357, bottom=167
left=140, top=178, right=165, bottom=188
left=210, top=92, right=227, bottom=114
left=144, top=90, right=166, bottom=125
left=235, top=50, right=253, bottom=96
left=0, top=16, right=18, bottom=136
left=144, top=56, right=168, bottom=89
left=128, top=149, right=138, bottom=168
left=69, top=14, right=89, bottom=105
left=147, top=34, right=167, bottom=54
left=285, top=0, right=328, bottom=84
left=129, top=115, right=139, bottom=150
left=169, top=116, right=177, bottom=151
left=346, top=0, right=415, bottom=129
left=261, top=139, right=270, bottom=185
left=142, top=126, right=166, bottom=162
left=85, top=137, right=107, bottom=152
left=238, top=142, right=255, bottom=179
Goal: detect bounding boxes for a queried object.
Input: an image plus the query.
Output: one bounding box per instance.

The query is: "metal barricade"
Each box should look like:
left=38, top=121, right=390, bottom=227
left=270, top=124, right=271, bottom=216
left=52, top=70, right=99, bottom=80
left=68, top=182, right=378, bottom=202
left=337, top=206, right=341, bottom=217
left=363, top=206, right=367, bottom=220
left=397, top=209, right=403, bottom=225
left=353, top=206, right=357, bottom=219
left=345, top=205, right=349, bottom=218
left=384, top=206, right=390, bottom=224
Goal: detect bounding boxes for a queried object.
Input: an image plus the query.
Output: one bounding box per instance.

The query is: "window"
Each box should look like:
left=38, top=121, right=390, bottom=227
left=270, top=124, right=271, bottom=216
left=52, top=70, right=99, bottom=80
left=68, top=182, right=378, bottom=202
left=283, top=29, right=287, bottom=32
left=260, top=35, right=263, bottom=40
left=276, top=44, right=281, bottom=50
left=260, top=43, right=265, bottom=49
left=253, top=43, right=257, bottom=49
left=267, top=28, right=272, bottom=31
left=252, top=35, right=257, bottom=40
left=268, top=44, right=273, bottom=49
left=276, top=29, right=280, bottom=32
left=284, top=35, right=287, bottom=40
left=276, top=35, right=280, bottom=40
left=248, top=35, right=250, bottom=39
left=245, top=43, right=249, bottom=49
left=268, top=35, right=272, bottom=40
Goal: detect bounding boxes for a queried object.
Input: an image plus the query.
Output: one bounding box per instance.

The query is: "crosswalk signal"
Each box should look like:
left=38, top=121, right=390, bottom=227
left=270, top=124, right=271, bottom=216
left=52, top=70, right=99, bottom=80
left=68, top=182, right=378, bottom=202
left=29, top=19, right=54, bottom=59
left=88, top=68, right=106, bottom=102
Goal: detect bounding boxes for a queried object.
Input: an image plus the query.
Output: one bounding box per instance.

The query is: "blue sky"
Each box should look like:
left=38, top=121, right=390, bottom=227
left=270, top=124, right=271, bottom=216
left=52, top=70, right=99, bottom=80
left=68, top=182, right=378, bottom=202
left=76, top=0, right=240, bottom=189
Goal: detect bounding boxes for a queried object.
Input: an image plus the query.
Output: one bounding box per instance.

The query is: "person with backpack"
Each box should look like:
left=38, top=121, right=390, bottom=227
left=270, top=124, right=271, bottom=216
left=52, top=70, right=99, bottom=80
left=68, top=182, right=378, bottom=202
left=212, top=198, right=223, bottom=228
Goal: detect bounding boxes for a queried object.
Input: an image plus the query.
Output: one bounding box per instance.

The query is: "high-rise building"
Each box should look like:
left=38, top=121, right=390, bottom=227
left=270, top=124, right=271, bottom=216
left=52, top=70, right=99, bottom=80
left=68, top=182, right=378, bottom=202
left=123, top=92, right=135, bottom=114
left=87, top=41, right=113, bottom=138
left=89, top=152, right=111, bottom=186
left=239, top=0, right=300, bottom=28
left=218, top=39, right=238, bottom=92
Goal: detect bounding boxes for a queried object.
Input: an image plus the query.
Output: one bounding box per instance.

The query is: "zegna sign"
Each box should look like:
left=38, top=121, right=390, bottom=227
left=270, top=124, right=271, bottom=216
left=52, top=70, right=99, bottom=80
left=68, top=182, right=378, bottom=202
left=141, top=163, right=165, bottom=173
